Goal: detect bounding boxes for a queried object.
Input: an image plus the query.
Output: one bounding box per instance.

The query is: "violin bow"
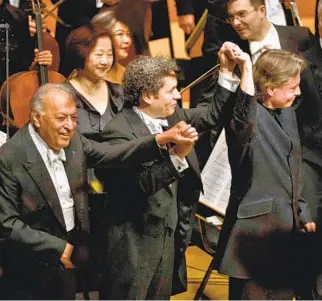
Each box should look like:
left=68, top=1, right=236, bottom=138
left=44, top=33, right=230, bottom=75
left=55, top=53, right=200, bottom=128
left=42, top=0, right=71, bottom=28
left=180, top=64, right=220, bottom=94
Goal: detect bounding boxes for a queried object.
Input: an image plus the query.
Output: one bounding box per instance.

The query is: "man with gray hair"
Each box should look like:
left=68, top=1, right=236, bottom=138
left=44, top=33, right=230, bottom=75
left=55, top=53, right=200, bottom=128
left=98, top=50, right=242, bottom=299
left=0, top=83, right=198, bottom=299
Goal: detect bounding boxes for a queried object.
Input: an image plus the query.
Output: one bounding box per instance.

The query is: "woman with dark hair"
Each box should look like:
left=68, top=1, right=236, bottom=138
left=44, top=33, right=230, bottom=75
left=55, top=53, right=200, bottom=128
left=91, top=9, right=132, bottom=83
left=64, top=23, right=124, bottom=291
left=65, top=24, right=123, bottom=140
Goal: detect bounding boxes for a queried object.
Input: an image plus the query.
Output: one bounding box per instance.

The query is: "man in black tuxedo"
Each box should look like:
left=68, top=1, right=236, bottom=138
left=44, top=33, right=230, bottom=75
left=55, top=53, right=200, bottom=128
left=98, top=54, right=241, bottom=299
left=297, top=2, right=322, bottom=228
left=202, top=0, right=297, bottom=60
left=0, top=83, right=196, bottom=299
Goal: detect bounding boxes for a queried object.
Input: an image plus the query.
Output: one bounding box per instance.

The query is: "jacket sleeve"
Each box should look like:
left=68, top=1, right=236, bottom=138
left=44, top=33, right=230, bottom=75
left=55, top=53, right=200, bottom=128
left=82, top=132, right=165, bottom=170
left=178, top=84, right=236, bottom=133
left=224, top=87, right=257, bottom=147
left=98, top=127, right=183, bottom=196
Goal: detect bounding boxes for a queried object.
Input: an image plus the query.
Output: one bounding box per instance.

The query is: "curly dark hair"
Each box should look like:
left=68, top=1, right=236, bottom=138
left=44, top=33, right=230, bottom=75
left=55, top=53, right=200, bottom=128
left=63, top=23, right=116, bottom=76
left=123, top=55, right=179, bottom=106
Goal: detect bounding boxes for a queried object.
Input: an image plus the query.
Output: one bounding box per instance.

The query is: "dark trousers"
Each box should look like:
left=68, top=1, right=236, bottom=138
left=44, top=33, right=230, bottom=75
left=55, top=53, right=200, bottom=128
left=0, top=262, right=76, bottom=300
left=100, top=222, right=175, bottom=300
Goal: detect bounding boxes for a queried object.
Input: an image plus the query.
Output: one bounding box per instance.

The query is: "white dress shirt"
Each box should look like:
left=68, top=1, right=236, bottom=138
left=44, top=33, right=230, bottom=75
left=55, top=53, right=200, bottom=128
left=265, top=0, right=287, bottom=26
left=133, top=107, right=189, bottom=173
left=320, top=38, right=322, bottom=51
left=249, top=23, right=282, bottom=63
left=29, top=123, right=75, bottom=231
left=9, top=0, right=20, bottom=7
left=0, top=131, right=7, bottom=147
left=96, top=0, right=104, bottom=8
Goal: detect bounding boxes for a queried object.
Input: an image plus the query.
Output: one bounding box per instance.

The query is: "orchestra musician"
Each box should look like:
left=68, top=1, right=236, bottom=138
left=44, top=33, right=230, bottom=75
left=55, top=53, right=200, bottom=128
left=63, top=23, right=124, bottom=291
left=0, top=0, right=53, bottom=135
left=91, top=9, right=132, bottom=84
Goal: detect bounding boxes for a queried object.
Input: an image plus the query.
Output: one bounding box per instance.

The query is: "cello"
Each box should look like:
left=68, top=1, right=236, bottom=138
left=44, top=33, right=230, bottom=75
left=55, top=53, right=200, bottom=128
left=0, top=0, right=65, bottom=129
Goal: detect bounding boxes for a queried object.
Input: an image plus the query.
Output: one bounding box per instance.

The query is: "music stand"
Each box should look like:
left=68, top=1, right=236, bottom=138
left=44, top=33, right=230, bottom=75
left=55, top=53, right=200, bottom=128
left=0, top=23, right=9, bottom=140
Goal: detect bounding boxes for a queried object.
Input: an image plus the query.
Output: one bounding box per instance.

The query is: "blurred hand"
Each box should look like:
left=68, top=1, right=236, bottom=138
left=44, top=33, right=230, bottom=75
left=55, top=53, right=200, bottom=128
left=28, top=15, right=47, bottom=37
left=218, top=41, right=243, bottom=74
left=33, top=49, right=53, bottom=66
left=173, top=125, right=198, bottom=158
left=174, top=142, right=194, bottom=159
left=178, top=14, right=195, bottom=35
left=60, top=242, right=75, bottom=269
left=302, top=221, right=316, bottom=233
left=155, top=121, right=199, bottom=146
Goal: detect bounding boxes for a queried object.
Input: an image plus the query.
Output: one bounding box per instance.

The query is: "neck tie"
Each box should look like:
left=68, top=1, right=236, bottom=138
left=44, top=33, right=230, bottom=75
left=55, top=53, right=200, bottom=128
left=48, top=149, right=66, bottom=166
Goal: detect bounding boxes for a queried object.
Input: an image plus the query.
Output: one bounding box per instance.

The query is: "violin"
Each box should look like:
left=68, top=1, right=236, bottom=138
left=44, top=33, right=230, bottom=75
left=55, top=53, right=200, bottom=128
left=0, top=0, right=65, bottom=129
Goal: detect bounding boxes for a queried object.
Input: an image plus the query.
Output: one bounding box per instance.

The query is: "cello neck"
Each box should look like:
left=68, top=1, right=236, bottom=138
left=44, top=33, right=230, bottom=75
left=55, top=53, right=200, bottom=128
left=32, top=0, right=48, bottom=85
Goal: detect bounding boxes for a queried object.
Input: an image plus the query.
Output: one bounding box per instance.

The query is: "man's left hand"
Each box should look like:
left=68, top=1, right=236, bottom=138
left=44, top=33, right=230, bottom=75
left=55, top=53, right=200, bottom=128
left=178, top=14, right=195, bottom=35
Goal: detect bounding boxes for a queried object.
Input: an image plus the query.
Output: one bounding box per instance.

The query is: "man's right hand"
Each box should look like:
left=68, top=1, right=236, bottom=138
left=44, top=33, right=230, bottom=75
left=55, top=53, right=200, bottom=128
left=60, top=242, right=75, bottom=269
left=155, top=121, right=198, bottom=146
left=218, top=41, right=243, bottom=76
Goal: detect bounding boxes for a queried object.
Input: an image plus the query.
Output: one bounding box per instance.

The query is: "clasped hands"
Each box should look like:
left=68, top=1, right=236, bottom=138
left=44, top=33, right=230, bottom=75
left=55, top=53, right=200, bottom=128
left=155, top=121, right=198, bottom=159
left=218, top=41, right=252, bottom=76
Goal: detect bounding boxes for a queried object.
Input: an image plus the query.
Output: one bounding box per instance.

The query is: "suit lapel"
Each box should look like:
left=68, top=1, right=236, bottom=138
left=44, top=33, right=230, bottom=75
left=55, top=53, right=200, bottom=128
left=22, top=126, right=66, bottom=230
left=122, top=107, right=152, bottom=138
left=312, top=43, right=322, bottom=70
left=63, top=139, right=89, bottom=231
left=275, top=26, right=297, bottom=53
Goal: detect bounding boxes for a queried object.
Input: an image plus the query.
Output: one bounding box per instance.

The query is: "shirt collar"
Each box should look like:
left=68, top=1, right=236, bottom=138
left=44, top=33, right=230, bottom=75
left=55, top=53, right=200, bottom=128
left=132, top=106, right=168, bottom=131
left=28, top=123, right=66, bottom=165
left=249, top=23, right=281, bottom=57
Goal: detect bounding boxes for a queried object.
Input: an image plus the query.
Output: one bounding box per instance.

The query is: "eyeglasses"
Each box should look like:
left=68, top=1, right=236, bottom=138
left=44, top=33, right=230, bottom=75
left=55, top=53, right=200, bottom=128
left=225, top=8, right=256, bottom=24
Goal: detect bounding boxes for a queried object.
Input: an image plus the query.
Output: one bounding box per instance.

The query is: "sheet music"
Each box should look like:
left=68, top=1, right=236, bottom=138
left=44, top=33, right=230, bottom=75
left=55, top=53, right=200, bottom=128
left=199, top=129, right=231, bottom=216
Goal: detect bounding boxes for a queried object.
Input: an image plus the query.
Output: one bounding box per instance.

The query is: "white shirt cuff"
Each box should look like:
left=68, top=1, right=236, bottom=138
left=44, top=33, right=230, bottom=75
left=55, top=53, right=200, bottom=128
left=96, top=0, right=104, bottom=8
left=169, top=148, right=189, bottom=173
left=218, top=71, right=240, bottom=93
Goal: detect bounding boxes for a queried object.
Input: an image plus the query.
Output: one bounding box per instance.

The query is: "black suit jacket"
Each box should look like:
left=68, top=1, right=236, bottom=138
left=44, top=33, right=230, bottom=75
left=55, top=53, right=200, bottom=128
left=100, top=84, right=233, bottom=295
left=215, top=89, right=311, bottom=281
left=203, top=1, right=301, bottom=59
left=175, top=0, right=207, bottom=21
left=0, top=124, right=163, bottom=290
left=297, top=41, right=322, bottom=167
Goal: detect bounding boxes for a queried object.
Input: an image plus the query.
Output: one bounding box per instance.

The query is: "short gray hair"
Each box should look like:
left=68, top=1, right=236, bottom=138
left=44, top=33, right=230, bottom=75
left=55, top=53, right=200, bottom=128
left=123, top=55, right=179, bottom=106
left=30, top=83, right=76, bottom=114
left=91, top=10, right=117, bottom=31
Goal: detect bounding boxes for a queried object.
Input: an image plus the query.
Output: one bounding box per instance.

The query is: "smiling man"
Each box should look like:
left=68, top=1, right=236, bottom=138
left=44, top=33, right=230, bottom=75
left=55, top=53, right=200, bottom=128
left=0, top=83, right=200, bottom=299
left=214, top=46, right=316, bottom=300
left=98, top=53, right=246, bottom=299
left=226, top=0, right=313, bottom=62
